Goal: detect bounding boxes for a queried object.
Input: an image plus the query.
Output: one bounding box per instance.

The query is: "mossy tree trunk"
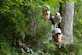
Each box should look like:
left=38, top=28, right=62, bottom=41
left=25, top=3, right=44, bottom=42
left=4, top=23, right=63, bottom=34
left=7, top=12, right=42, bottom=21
left=60, top=0, right=74, bottom=43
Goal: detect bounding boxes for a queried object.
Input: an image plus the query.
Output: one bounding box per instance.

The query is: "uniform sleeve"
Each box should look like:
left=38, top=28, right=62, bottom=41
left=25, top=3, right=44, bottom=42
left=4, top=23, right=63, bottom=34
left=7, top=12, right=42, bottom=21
left=61, top=35, right=68, bottom=46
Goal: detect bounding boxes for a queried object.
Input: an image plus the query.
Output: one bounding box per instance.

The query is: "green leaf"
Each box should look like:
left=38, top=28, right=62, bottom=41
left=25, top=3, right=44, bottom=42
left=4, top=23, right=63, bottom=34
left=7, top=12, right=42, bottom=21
left=19, top=0, right=23, bottom=4
left=73, top=0, right=77, bottom=3
left=79, top=19, right=82, bottom=24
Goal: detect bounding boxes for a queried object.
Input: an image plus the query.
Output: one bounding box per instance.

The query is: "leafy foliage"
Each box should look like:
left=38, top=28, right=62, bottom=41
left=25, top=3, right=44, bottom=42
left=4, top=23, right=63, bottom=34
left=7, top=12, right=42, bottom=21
left=0, top=0, right=82, bottom=55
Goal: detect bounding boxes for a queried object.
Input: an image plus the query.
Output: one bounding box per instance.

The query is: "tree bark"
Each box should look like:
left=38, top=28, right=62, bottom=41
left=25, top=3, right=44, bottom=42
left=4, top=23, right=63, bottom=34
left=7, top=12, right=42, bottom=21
left=61, top=1, right=74, bottom=43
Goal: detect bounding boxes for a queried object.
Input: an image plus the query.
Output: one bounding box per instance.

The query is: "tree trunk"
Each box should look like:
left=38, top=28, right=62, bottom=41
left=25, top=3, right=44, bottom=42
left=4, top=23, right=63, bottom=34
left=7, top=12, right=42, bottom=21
left=60, top=1, right=74, bottom=43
